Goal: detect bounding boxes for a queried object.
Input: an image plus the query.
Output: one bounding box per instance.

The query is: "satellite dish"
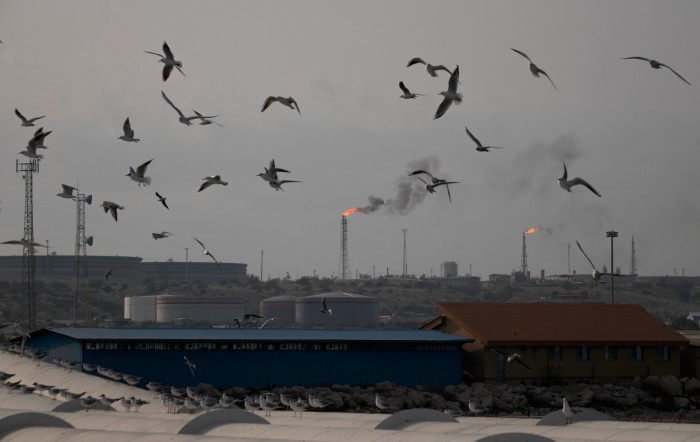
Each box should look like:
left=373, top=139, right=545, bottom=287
left=86, top=195, right=93, bottom=205
left=86, top=236, right=93, bottom=246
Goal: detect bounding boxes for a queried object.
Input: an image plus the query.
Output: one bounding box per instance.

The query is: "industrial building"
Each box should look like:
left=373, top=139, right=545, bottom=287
left=23, top=328, right=469, bottom=389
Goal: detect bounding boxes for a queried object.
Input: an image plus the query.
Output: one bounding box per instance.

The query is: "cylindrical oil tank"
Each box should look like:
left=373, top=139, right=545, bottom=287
left=155, top=295, right=244, bottom=324
left=296, top=292, right=379, bottom=327
left=124, top=295, right=157, bottom=322
left=260, top=295, right=296, bottom=326
left=442, top=261, right=458, bottom=277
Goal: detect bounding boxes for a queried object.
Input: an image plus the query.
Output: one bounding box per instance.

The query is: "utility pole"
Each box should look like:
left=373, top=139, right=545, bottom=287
left=606, top=230, right=618, bottom=304
left=567, top=242, right=571, bottom=277
left=185, top=248, right=189, bottom=282
left=260, top=250, right=264, bottom=281
left=402, top=228, right=408, bottom=277
left=16, top=159, right=39, bottom=329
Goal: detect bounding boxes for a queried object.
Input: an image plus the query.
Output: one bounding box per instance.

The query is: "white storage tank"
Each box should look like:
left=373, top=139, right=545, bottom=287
left=123, top=295, right=157, bottom=323
left=260, top=295, right=296, bottom=326
left=155, top=295, right=244, bottom=324
left=442, top=261, right=458, bottom=277
left=296, top=292, right=379, bottom=327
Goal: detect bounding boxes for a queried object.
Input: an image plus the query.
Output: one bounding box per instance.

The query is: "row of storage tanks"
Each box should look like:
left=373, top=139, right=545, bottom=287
left=124, top=292, right=380, bottom=326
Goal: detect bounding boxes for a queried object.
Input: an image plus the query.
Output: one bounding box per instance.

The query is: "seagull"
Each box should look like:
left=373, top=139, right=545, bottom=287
left=562, top=398, right=582, bottom=424
left=99, top=394, right=120, bottom=410
left=126, top=159, right=153, bottom=187
left=261, top=96, right=301, bottom=115
left=80, top=396, right=100, bottom=412
left=105, top=269, right=113, bottom=280
left=193, top=236, right=221, bottom=268
left=161, top=91, right=217, bottom=126
left=375, top=394, right=391, bottom=411
left=558, top=162, right=601, bottom=197
left=56, top=184, right=79, bottom=200
left=434, top=65, right=462, bottom=120
left=511, top=48, right=559, bottom=92
left=259, top=317, right=276, bottom=329
left=492, top=348, right=533, bottom=372
left=464, top=126, right=506, bottom=152
left=152, top=231, right=173, bottom=240
left=144, top=41, right=185, bottom=81
left=575, top=240, right=617, bottom=286
left=267, top=178, right=301, bottom=191
left=408, top=170, right=457, bottom=203
left=19, top=131, right=49, bottom=160
left=118, top=117, right=140, bottom=142
left=320, top=297, right=333, bottom=316
left=407, top=57, right=459, bottom=80
left=155, top=192, right=169, bottom=209
left=101, top=201, right=124, bottom=221
left=198, top=175, right=228, bottom=192
left=184, top=356, right=196, bottom=377
left=468, top=399, right=489, bottom=414
left=257, top=159, right=290, bottom=183
left=15, top=108, right=45, bottom=127
left=398, top=81, right=423, bottom=99
left=193, top=110, right=223, bottom=127
left=290, top=397, right=309, bottom=417
left=1, top=238, right=48, bottom=253
left=621, top=56, right=691, bottom=85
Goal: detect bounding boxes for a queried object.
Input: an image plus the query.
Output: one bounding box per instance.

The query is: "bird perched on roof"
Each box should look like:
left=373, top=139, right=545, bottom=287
left=464, top=126, right=506, bottom=152
left=101, top=201, right=124, bottom=221
left=621, top=56, right=691, bottom=85
left=558, top=162, right=601, bottom=197
left=193, top=236, right=221, bottom=268
left=198, top=175, right=228, bottom=192
left=261, top=96, right=301, bottom=115
left=155, top=192, right=169, bottom=209
left=398, top=81, right=423, bottom=99
left=511, top=48, right=559, bottom=92
left=144, top=41, right=185, bottom=81
left=14, top=108, right=45, bottom=127
left=118, top=117, right=140, bottom=143
left=434, top=65, right=462, bottom=120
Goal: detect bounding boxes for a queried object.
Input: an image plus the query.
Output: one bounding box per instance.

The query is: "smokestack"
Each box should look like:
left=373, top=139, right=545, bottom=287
left=541, top=269, right=545, bottom=280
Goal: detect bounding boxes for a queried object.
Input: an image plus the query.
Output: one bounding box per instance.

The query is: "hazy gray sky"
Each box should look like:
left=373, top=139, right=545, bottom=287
left=1, top=1, right=699, bottom=279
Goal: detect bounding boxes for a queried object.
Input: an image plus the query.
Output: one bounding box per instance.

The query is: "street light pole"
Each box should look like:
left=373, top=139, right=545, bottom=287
left=606, top=230, right=618, bottom=304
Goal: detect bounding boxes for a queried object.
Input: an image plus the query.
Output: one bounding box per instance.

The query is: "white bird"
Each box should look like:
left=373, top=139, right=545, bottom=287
left=511, top=48, right=559, bottom=92
left=152, top=231, right=173, bottom=240
left=464, top=126, right=506, bottom=152
left=192, top=110, right=223, bottom=127
left=434, top=65, right=462, bottom=120
left=408, top=170, right=458, bottom=203
left=261, top=96, right=301, bottom=115
left=622, top=56, right=691, bottom=85
left=407, top=57, right=458, bottom=80
left=80, top=396, right=100, bottom=412
left=193, top=236, right=221, bottom=268
left=126, top=159, right=153, bottom=187
left=19, top=130, right=51, bottom=160
left=575, top=240, right=617, bottom=285
left=308, top=394, right=332, bottom=409
left=99, top=394, right=120, bottom=410
left=320, top=297, right=332, bottom=316
left=118, top=117, right=140, bottom=142
left=101, top=201, right=124, bottom=222
left=257, top=159, right=290, bottom=183
left=268, top=178, right=301, bottom=191
left=161, top=91, right=217, bottom=126
left=1, top=238, right=48, bottom=253
left=375, top=394, right=390, bottom=411
left=558, top=162, right=601, bottom=197
left=562, top=398, right=581, bottom=424
left=290, top=397, right=308, bottom=417
left=398, top=81, right=423, bottom=99
left=468, top=399, right=488, bottom=414
left=184, top=355, right=197, bottom=377
left=198, top=175, right=228, bottom=192
left=56, top=184, right=78, bottom=200
left=144, top=41, right=185, bottom=81
left=155, top=192, right=169, bottom=209
left=492, top=348, right=533, bottom=372
left=15, top=108, right=45, bottom=127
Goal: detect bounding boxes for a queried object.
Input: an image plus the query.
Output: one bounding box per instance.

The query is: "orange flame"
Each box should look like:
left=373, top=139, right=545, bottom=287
left=343, top=207, right=367, bottom=217
left=523, top=224, right=542, bottom=235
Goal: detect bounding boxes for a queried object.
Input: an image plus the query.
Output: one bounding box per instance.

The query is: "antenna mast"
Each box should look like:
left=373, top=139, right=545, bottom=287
left=16, top=159, right=39, bottom=329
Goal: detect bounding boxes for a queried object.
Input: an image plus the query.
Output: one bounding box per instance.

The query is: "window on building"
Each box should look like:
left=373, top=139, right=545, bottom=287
left=577, top=345, right=590, bottom=361
left=548, top=346, right=562, bottom=361
left=659, top=345, right=670, bottom=362
left=632, top=346, right=644, bottom=361
left=604, top=345, right=617, bottom=361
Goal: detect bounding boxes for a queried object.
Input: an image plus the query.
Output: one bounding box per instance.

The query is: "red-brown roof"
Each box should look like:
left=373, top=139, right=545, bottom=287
left=438, top=303, right=688, bottom=346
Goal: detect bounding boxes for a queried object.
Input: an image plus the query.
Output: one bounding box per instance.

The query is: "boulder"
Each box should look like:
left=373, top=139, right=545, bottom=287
left=685, top=378, right=700, bottom=396
left=375, top=381, right=394, bottom=392
left=660, top=376, right=683, bottom=397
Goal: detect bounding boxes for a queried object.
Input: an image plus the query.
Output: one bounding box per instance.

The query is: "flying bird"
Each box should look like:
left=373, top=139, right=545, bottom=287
left=144, top=41, right=185, bottom=81
left=105, top=269, right=113, bottom=281
left=558, top=162, right=601, bottom=197
left=161, top=91, right=217, bottom=126
left=621, top=56, right=691, bottom=85
left=118, top=117, right=140, bottom=142
left=407, top=57, right=458, bottom=80
left=152, top=231, right=173, bottom=240
left=320, top=297, right=332, bottom=316
left=464, top=126, right=506, bottom=152
left=193, top=236, right=221, bottom=268
left=511, top=48, right=559, bottom=92
left=257, top=159, right=290, bottom=183
left=398, top=81, right=423, bottom=99
left=126, top=159, right=153, bottom=187
left=19, top=130, right=51, bottom=160
left=101, top=201, right=124, bottom=222
left=575, top=240, right=618, bottom=285
left=492, top=348, right=533, bottom=372
left=192, top=110, right=223, bottom=127
left=184, top=356, right=196, bottom=377
left=15, top=108, right=45, bottom=127
left=198, top=175, right=228, bottom=192
left=267, top=178, right=301, bottom=191
left=409, top=170, right=457, bottom=203
left=56, top=184, right=79, bottom=200
left=155, top=192, right=169, bottom=209
left=261, top=96, right=301, bottom=115
left=1, top=238, right=48, bottom=253
left=434, top=65, right=462, bottom=120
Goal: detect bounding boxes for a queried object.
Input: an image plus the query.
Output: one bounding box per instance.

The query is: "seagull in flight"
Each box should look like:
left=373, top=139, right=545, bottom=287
left=105, top=269, right=113, bottom=281
left=183, top=356, right=196, bottom=377
left=19, top=130, right=51, bottom=160
left=193, top=236, right=221, bottom=268
left=144, top=41, right=185, bottom=81
left=101, top=201, right=124, bottom=222
left=198, top=175, right=228, bottom=192
left=155, top=192, right=169, bottom=209
left=31, top=127, right=52, bottom=149
left=126, top=159, right=153, bottom=187
left=465, top=126, right=506, bottom=152
left=257, top=159, right=290, bottom=183
left=558, top=162, right=601, bottom=197
left=434, top=65, right=462, bottom=120
left=511, top=48, right=559, bottom=92
left=118, top=117, right=140, bottom=142
left=15, top=108, right=45, bottom=127
left=151, top=231, right=173, bottom=240
left=398, top=81, right=423, bottom=99
left=56, top=184, right=78, bottom=200
left=1, top=238, right=48, bottom=253
left=410, top=171, right=459, bottom=202
left=621, top=56, right=691, bottom=85
left=261, top=96, right=301, bottom=115
left=407, top=57, right=459, bottom=81
left=575, top=240, right=617, bottom=285
left=161, top=91, right=217, bottom=126
left=320, top=297, right=332, bottom=316
left=192, top=110, right=223, bottom=127
left=492, top=348, right=533, bottom=372
left=267, top=178, right=301, bottom=191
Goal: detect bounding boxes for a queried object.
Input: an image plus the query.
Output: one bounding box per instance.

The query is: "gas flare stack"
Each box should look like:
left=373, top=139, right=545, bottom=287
left=339, top=207, right=366, bottom=280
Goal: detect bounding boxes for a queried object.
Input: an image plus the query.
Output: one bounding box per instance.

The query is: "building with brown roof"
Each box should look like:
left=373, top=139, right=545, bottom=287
left=421, top=303, right=688, bottom=384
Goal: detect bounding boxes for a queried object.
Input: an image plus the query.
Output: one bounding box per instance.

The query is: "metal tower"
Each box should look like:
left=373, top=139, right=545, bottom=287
left=339, top=216, right=348, bottom=279
left=71, top=192, right=92, bottom=325
left=630, top=235, right=637, bottom=277
left=16, top=159, right=39, bottom=330
left=521, top=233, right=528, bottom=278
left=402, top=228, right=407, bottom=277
